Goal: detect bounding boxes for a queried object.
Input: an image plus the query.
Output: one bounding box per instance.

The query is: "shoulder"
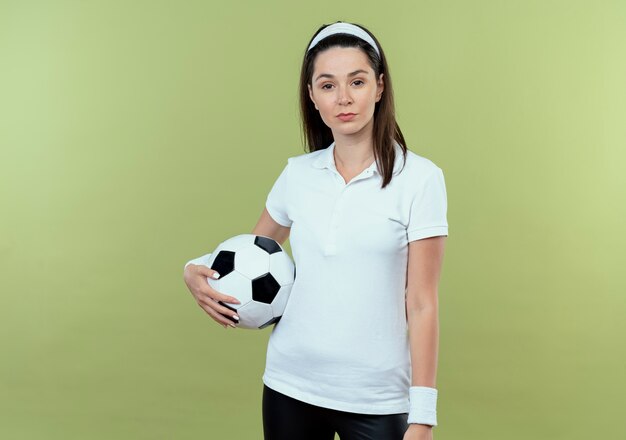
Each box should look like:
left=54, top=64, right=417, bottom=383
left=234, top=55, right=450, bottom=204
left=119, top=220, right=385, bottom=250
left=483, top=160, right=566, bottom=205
left=285, top=148, right=326, bottom=165
left=280, top=148, right=328, bottom=175
left=399, top=147, right=443, bottom=180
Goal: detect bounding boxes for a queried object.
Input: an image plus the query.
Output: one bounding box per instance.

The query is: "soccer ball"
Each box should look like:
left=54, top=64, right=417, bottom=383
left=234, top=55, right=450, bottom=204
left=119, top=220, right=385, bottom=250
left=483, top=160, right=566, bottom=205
left=205, top=234, right=295, bottom=329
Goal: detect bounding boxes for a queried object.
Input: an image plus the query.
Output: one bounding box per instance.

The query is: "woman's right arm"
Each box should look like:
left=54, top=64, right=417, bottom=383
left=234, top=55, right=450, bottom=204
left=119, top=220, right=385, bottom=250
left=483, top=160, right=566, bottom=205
left=250, top=207, right=291, bottom=246
left=182, top=207, right=290, bottom=328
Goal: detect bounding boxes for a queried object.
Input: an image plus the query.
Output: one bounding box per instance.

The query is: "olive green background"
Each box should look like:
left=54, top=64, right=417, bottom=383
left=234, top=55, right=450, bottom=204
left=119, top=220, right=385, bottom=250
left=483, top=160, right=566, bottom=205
left=1, top=1, right=624, bottom=439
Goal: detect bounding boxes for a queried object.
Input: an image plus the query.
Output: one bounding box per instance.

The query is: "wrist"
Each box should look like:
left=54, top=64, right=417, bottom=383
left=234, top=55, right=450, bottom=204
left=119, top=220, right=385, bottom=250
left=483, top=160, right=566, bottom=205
left=407, top=423, right=433, bottom=430
left=407, top=386, right=438, bottom=427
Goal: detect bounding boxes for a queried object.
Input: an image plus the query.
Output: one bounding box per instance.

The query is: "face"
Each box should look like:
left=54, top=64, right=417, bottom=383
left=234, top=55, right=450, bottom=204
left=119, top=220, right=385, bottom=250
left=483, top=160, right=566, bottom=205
left=308, top=46, right=384, bottom=141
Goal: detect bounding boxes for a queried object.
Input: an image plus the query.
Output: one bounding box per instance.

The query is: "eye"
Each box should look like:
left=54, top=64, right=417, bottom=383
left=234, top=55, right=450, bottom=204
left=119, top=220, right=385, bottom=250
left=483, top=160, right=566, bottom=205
left=321, top=83, right=334, bottom=90
left=352, top=80, right=365, bottom=86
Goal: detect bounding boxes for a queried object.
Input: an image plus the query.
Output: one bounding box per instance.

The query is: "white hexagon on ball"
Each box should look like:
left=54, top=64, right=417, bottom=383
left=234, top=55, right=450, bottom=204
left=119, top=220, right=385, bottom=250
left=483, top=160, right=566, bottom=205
left=212, top=270, right=253, bottom=309
left=271, top=285, right=293, bottom=317
left=269, top=252, right=295, bottom=286
left=235, top=245, right=271, bottom=280
left=236, top=301, right=274, bottom=329
left=223, top=234, right=256, bottom=252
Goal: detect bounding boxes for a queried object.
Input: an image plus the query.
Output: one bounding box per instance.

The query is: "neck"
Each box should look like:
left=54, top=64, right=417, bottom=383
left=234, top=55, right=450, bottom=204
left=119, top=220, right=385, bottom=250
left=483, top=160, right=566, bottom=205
left=332, top=125, right=375, bottom=169
left=333, top=141, right=374, bottom=170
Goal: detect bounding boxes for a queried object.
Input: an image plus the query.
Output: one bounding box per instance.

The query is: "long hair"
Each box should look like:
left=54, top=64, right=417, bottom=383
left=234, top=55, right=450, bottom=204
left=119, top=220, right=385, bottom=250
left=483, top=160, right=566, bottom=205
left=299, top=22, right=407, bottom=189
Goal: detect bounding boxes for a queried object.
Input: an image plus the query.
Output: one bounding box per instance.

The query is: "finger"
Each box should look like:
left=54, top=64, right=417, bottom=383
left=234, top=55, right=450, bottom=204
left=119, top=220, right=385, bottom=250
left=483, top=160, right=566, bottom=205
left=196, top=265, right=222, bottom=281
left=217, top=300, right=241, bottom=323
left=213, top=291, right=242, bottom=306
left=198, top=301, right=237, bottom=328
left=202, top=284, right=241, bottom=305
left=198, top=296, right=240, bottom=323
left=198, top=301, right=229, bottom=326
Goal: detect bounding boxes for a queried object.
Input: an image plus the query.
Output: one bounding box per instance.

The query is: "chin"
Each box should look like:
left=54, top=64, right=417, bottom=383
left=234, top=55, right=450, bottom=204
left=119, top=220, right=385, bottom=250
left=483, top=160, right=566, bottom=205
left=333, top=125, right=368, bottom=138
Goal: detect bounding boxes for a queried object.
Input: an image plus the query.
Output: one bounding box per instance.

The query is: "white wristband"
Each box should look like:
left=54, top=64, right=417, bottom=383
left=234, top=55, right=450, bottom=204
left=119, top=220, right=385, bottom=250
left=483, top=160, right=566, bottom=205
left=407, top=386, right=438, bottom=427
left=184, top=253, right=213, bottom=270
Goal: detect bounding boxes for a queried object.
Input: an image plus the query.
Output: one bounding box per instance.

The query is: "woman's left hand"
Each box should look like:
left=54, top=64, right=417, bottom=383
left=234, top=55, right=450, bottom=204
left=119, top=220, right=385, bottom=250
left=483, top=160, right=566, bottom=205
left=403, top=423, right=433, bottom=440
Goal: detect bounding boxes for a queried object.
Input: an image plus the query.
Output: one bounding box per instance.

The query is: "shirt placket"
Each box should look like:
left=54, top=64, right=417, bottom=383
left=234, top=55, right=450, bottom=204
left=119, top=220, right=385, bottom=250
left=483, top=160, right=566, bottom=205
left=324, top=166, right=376, bottom=256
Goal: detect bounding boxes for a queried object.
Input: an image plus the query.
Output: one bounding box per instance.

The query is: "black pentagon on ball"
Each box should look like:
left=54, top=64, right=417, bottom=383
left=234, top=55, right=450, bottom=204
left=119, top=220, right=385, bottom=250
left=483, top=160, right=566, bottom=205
left=259, top=315, right=281, bottom=329
left=211, top=250, right=235, bottom=277
left=254, top=236, right=282, bottom=255
left=252, top=273, right=281, bottom=303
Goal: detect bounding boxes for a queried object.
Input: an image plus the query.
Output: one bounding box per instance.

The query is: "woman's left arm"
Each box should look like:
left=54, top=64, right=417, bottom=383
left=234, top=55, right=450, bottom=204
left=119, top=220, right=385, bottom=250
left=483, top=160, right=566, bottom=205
left=404, top=235, right=447, bottom=439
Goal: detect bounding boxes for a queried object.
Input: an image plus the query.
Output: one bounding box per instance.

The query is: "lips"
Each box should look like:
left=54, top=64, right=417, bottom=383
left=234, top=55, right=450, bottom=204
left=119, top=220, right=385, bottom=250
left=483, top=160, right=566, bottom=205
left=337, top=113, right=356, bottom=121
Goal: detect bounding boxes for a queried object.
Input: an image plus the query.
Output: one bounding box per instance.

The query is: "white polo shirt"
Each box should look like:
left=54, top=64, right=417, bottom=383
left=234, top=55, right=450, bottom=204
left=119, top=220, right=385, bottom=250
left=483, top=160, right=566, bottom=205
left=262, top=141, right=448, bottom=414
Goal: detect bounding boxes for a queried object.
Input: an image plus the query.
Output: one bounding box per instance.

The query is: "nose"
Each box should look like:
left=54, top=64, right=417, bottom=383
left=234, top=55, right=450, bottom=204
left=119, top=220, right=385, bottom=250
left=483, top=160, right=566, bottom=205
left=337, top=86, right=352, bottom=105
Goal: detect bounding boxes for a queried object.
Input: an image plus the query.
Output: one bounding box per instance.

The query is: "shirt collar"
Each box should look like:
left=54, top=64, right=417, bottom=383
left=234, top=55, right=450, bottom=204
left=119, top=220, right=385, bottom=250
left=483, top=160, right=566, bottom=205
left=311, top=141, right=404, bottom=176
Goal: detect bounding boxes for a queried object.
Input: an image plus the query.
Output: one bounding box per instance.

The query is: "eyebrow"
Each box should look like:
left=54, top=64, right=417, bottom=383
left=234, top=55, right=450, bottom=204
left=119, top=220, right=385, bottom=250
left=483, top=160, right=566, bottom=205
left=314, top=69, right=369, bottom=82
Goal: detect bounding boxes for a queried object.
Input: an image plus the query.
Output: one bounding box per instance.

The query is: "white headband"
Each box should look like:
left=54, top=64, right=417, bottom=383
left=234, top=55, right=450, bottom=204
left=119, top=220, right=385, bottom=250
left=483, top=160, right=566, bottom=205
left=307, top=22, right=380, bottom=57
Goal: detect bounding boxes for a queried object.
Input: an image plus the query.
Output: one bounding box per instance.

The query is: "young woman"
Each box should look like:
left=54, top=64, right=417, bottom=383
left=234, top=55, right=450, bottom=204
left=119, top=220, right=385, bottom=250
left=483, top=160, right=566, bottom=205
left=183, top=21, right=448, bottom=440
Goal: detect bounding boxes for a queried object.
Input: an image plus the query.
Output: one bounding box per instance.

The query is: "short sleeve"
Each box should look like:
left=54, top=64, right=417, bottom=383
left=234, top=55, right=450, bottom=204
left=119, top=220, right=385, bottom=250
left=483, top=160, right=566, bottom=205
left=406, top=167, right=449, bottom=242
left=265, top=159, right=293, bottom=228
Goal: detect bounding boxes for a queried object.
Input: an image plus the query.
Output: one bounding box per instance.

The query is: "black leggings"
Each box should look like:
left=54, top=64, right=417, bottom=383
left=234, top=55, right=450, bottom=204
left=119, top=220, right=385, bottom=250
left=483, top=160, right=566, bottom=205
left=262, top=384, right=409, bottom=440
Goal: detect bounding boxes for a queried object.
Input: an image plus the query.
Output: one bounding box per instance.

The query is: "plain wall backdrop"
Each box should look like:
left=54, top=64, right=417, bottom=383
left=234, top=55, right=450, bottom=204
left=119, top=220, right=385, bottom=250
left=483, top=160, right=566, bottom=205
left=1, top=0, right=624, bottom=439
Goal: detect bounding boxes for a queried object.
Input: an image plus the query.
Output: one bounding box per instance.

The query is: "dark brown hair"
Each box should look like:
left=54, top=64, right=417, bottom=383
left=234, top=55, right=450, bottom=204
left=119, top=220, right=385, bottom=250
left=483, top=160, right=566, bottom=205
left=299, top=21, right=407, bottom=188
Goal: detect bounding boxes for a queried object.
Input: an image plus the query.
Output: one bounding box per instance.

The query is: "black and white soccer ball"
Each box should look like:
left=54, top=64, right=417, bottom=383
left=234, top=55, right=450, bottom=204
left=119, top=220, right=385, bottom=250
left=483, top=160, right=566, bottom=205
left=205, top=234, right=295, bottom=329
